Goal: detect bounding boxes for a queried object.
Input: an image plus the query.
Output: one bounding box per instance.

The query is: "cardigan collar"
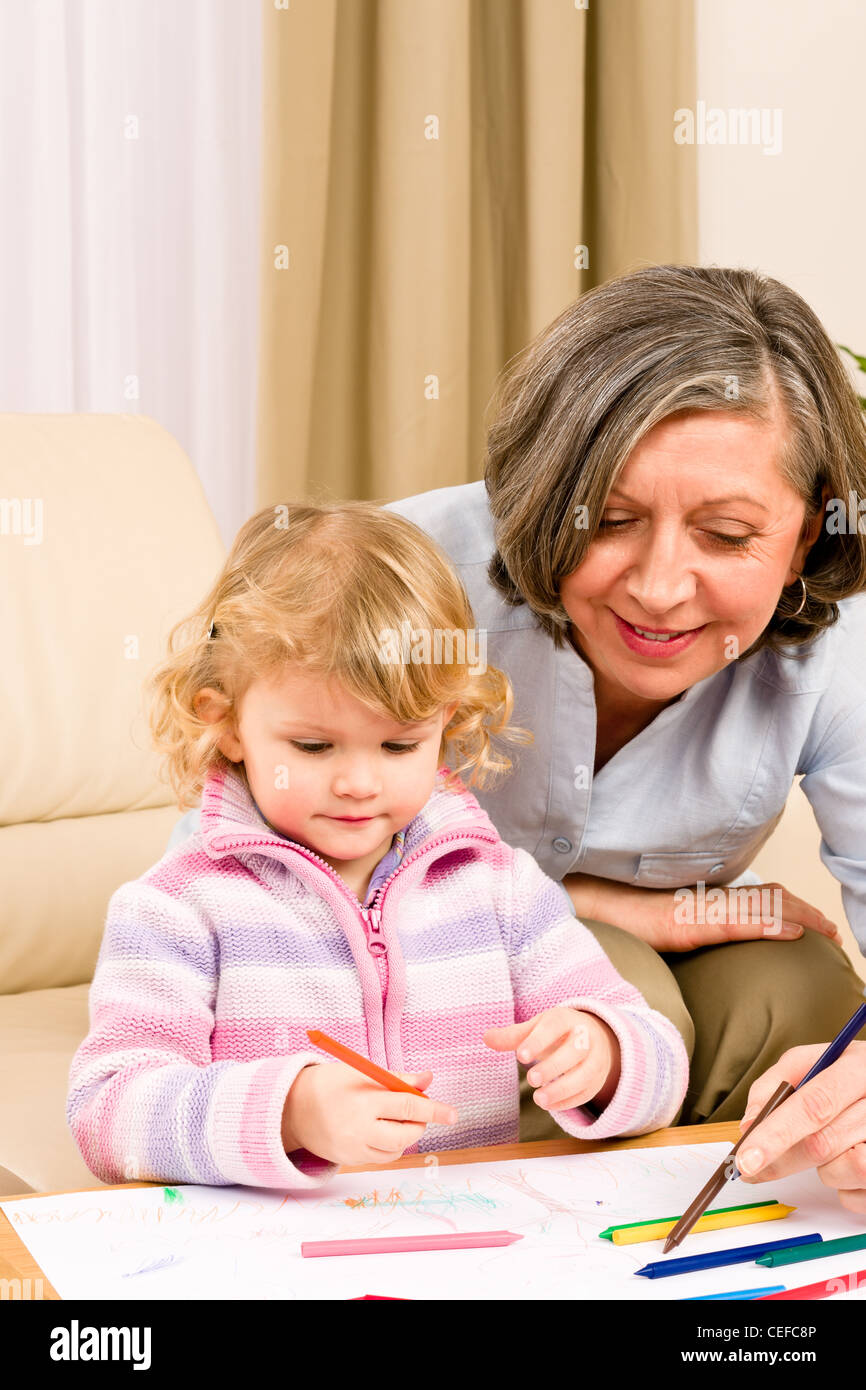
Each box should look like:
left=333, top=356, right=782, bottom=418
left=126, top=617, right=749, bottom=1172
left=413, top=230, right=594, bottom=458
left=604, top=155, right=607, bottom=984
left=198, top=759, right=501, bottom=865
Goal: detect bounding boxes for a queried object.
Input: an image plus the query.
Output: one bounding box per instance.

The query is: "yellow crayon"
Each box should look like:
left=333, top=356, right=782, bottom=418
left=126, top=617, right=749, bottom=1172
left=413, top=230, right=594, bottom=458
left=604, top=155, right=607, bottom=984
left=608, top=1203, right=796, bottom=1246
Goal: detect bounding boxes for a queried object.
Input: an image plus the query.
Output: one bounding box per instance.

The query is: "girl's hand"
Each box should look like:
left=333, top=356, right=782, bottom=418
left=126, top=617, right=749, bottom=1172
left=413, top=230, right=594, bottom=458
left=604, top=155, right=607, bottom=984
left=563, top=873, right=841, bottom=954
left=483, top=1007, right=621, bottom=1111
left=282, top=1061, right=458, bottom=1167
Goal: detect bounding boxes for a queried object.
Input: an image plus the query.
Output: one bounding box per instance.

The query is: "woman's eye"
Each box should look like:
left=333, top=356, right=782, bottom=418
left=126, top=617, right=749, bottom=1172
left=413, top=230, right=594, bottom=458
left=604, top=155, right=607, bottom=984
left=597, top=518, right=752, bottom=550
left=704, top=531, right=752, bottom=550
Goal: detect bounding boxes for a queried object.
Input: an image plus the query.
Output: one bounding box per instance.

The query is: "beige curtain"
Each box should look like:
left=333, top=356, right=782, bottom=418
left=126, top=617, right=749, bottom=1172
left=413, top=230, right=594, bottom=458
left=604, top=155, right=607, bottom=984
left=257, top=0, right=697, bottom=507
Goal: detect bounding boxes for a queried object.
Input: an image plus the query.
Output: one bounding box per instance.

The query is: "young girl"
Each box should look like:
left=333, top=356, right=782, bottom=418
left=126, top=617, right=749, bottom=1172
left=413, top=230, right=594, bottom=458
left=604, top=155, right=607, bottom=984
left=67, top=501, right=688, bottom=1191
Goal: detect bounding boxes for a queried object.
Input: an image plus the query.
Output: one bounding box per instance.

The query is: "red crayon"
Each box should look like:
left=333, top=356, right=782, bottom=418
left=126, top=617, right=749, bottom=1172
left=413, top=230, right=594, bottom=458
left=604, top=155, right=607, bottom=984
left=757, top=1266, right=866, bottom=1301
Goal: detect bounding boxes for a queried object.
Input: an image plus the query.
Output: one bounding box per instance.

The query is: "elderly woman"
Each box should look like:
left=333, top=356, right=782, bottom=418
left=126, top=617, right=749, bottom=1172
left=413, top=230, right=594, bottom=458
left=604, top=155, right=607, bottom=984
left=167, top=264, right=866, bottom=1165
left=384, top=264, right=866, bottom=1143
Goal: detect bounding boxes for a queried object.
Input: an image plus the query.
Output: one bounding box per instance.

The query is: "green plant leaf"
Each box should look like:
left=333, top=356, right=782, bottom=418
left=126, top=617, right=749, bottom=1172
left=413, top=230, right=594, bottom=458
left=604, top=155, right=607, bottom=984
left=838, top=343, right=866, bottom=373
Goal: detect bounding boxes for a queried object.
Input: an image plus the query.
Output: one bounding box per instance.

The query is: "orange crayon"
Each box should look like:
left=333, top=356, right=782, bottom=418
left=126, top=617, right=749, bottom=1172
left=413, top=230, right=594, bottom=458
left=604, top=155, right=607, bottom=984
left=306, top=1028, right=429, bottom=1097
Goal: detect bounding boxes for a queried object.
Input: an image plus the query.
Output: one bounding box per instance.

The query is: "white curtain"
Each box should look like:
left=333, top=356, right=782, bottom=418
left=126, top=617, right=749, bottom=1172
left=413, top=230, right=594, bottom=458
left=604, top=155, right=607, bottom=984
left=0, top=0, right=261, bottom=546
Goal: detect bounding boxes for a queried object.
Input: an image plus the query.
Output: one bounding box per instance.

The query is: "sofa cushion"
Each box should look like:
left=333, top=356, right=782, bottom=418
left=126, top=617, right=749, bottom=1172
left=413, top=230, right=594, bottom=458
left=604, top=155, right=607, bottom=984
left=0, top=983, right=107, bottom=1194
left=0, top=806, right=181, bottom=996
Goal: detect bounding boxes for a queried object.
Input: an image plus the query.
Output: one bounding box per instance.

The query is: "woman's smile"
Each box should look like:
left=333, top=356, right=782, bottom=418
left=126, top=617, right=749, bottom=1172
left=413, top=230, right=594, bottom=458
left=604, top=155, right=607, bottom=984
left=612, top=609, right=707, bottom=658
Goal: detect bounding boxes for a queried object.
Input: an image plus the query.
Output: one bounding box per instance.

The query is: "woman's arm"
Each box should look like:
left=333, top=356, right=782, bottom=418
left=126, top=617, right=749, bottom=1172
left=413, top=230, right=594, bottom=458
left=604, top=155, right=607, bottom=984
left=561, top=872, right=840, bottom=953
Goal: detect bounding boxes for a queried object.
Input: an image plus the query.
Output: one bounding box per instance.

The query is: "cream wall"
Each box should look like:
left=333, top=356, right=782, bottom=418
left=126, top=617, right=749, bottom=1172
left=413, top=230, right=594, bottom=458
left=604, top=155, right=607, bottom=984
left=696, top=0, right=866, bottom=355
left=695, top=0, right=866, bottom=978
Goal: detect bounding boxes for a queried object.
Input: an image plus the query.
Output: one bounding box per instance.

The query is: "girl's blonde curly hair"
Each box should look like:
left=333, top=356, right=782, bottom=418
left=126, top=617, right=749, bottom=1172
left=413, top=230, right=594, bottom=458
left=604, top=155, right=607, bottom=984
left=147, top=501, right=533, bottom=810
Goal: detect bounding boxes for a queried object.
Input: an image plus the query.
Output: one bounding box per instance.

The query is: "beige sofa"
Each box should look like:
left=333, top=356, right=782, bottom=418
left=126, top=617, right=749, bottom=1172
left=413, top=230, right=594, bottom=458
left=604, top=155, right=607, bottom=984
left=0, top=414, right=225, bottom=1197
left=1, top=413, right=863, bottom=1199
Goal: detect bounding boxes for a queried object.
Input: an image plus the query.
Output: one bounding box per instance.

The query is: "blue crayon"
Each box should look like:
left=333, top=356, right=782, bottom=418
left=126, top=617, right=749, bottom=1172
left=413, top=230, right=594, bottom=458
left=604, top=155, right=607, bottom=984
left=636, top=1232, right=821, bottom=1279
left=686, top=1286, right=786, bottom=1301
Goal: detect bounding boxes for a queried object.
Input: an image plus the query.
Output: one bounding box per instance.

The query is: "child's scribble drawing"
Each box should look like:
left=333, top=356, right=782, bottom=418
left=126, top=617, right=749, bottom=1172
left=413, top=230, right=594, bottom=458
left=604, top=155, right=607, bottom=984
left=122, top=1253, right=185, bottom=1278
left=490, top=1168, right=593, bottom=1248
left=580, top=1156, right=620, bottom=1188
left=338, top=1184, right=500, bottom=1215
left=1, top=1141, right=840, bottom=1302
left=334, top=1179, right=502, bottom=1233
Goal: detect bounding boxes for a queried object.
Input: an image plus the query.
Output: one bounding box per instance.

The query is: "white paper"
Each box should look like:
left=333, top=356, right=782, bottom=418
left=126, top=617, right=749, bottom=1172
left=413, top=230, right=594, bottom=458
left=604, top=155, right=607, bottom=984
left=4, top=1143, right=866, bottom=1300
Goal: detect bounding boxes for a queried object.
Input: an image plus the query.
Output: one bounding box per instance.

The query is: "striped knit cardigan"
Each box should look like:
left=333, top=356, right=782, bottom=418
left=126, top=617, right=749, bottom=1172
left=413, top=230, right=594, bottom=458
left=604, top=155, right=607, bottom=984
left=67, top=762, right=689, bottom=1190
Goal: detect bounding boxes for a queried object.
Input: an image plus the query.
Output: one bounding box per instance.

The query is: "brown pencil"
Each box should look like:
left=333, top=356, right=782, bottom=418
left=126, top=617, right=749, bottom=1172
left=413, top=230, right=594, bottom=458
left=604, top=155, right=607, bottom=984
left=662, top=1080, right=794, bottom=1254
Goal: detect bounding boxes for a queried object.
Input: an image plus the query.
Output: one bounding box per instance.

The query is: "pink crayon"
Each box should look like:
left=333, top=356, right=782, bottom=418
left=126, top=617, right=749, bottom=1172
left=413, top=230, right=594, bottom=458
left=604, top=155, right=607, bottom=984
left=301, top=1229, right=523, bottom=1258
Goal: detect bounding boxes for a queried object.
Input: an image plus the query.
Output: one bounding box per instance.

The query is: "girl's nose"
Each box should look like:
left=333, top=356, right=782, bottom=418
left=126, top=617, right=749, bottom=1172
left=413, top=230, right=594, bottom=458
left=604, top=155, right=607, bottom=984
left=331, top=759, right=383, bottom=798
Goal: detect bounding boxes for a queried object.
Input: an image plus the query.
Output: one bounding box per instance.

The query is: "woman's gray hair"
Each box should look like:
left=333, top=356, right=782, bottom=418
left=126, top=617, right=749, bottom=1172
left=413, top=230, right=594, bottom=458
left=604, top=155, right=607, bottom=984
left=484, top=264, right=866, bottom=656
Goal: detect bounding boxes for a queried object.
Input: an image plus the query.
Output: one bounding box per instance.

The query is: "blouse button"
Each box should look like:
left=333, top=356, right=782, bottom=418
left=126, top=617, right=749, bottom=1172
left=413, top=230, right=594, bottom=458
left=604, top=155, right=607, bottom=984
left=552, top=837, right=573, bottom=853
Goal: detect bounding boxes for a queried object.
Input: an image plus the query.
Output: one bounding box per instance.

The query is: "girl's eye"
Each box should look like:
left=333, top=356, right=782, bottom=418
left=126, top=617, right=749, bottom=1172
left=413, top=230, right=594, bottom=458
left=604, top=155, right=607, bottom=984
left=289, top=741, right=421, bottom=755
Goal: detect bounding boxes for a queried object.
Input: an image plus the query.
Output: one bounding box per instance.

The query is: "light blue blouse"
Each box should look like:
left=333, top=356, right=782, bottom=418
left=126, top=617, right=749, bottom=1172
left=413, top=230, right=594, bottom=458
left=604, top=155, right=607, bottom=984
left=386, top=480, right=866, bottom=954
left=167, top=480, right=866, bottom=955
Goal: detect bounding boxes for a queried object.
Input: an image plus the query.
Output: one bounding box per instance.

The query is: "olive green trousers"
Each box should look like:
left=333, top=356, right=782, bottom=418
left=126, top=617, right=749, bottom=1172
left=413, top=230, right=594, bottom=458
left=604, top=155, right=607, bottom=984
left=518, top=919, right=866, bottom=1141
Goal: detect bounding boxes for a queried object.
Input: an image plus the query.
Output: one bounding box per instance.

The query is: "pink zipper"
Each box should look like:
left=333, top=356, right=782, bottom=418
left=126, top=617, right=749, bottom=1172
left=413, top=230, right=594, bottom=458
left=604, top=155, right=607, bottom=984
left=210, top=822, right=497, bottom=1082
left=360, top=904, right=386, bottom=955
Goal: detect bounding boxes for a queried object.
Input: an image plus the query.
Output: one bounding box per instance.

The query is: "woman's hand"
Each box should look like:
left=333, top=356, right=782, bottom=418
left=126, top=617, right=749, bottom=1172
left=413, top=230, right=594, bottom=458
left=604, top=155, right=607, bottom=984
left=735, top=1042, right=866, bottom=1215
left=484, top=1007, right=621, bottom=1111
left=281, top=1062, right=458, bottom=1166
left=563, top=873, right=841, bottom=954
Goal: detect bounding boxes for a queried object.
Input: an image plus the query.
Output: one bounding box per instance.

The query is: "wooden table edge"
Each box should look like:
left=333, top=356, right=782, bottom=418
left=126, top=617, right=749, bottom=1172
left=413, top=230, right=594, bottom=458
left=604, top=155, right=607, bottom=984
left=0, top=1121, right=741, bottom=1299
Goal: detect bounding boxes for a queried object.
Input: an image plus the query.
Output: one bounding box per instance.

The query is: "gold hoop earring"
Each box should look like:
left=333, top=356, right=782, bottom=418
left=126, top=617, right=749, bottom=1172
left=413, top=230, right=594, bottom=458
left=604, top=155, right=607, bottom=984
left=789, top=574, right=808, bottom=618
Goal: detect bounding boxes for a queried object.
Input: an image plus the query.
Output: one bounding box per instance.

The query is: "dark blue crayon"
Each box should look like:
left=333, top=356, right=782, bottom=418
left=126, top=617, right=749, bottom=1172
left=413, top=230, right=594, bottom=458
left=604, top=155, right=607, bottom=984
left=637, top=1232, right=821, bottom=1279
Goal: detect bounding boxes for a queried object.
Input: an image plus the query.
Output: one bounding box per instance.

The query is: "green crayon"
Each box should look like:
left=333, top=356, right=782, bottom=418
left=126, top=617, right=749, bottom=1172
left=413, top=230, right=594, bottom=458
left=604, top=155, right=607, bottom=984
left=757, top=1232, right=866, bottom=1267
left=599, top=1200, right=781, bottom=1240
